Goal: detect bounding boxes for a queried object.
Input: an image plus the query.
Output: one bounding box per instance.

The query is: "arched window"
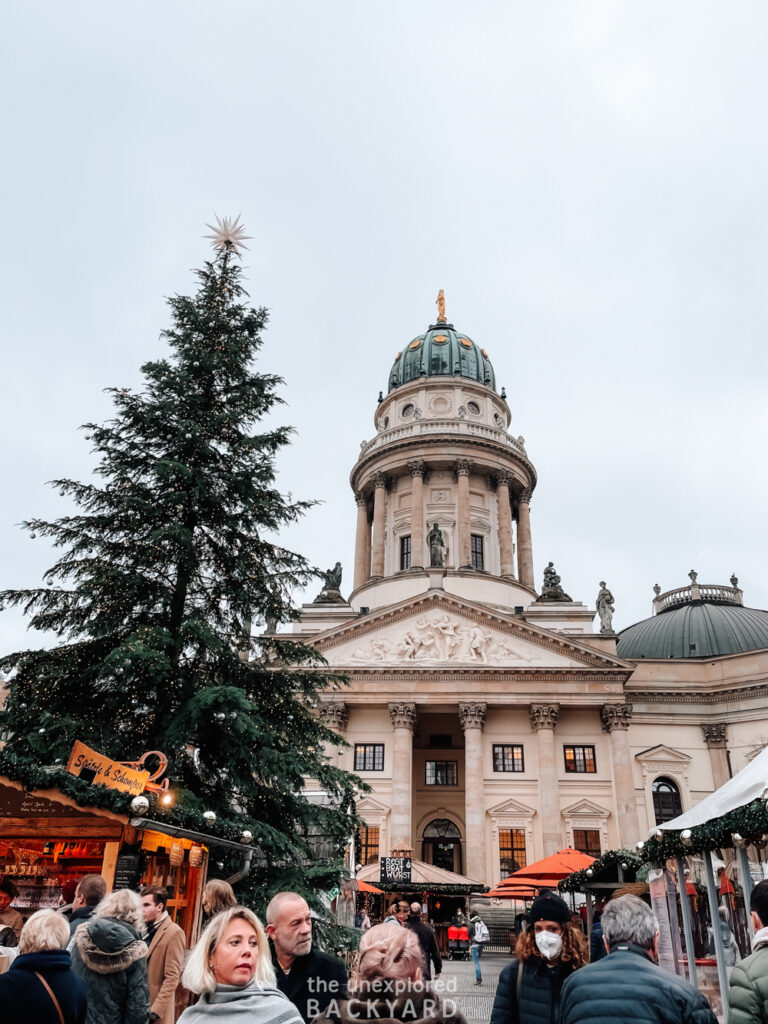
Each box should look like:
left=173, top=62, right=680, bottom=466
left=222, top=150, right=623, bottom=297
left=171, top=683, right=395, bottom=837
left=652, top=777, right=683, bottom=824
left=422, top=818, right=462, bottom=873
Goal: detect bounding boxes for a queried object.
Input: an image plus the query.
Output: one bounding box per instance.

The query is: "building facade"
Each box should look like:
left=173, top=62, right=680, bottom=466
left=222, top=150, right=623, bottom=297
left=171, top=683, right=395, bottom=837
left=294, top=300, right=768, bottom=887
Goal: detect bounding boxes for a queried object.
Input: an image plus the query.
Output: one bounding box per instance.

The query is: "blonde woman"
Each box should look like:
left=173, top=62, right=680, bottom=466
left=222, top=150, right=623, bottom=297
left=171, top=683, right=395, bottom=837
left=315, top=923, right=468, bottom=1024
left=70, top=888, right=150, bottom=1024
left=179, top=906, right=303, bottom=1024
left=0, top=909, right=87, bottom=1023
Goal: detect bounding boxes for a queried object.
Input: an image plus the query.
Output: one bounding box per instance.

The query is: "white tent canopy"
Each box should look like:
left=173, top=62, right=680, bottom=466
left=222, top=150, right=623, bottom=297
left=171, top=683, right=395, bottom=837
left=655, top=744, right=768, bottom=833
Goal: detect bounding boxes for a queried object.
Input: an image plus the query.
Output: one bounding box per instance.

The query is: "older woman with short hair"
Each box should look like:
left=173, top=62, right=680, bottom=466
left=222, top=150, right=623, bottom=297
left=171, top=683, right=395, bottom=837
left=315, top=922, right=468, bottom=1024
left=0, top=908, right=87, bottom=1023
left=179, top=905, right=302, bottom=1024
left=70, top=888, right=149, bottom=1024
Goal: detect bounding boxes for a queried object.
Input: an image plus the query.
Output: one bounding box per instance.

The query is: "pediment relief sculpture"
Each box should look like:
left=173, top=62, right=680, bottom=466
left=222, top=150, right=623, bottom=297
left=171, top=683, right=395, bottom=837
left=346, top=613, right=539, bottom=665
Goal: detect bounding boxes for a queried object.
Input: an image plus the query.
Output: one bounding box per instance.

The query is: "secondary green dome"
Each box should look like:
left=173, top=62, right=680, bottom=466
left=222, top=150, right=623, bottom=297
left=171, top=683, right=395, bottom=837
left=618, top=586, right=768, bottom=660
left=388, top=321, right=496, bottom=392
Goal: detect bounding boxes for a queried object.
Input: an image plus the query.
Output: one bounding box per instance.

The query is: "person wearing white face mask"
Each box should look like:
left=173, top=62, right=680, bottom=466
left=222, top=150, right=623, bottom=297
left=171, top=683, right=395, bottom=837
left=490, top=892, right=585, bottom=1024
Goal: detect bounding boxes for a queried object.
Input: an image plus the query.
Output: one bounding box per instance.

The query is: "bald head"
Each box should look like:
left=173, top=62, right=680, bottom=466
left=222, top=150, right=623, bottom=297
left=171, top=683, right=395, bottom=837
left=266, top=892, right=312, bottom=968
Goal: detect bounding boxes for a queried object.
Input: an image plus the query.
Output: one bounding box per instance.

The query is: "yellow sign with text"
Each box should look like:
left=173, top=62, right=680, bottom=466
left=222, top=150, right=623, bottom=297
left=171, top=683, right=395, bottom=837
left=67, top=741, right=150, bottom=796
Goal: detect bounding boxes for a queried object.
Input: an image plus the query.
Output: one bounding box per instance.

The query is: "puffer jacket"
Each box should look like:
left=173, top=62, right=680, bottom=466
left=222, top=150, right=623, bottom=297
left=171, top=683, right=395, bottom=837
left=70, top=915, right=150, bottom=1024
left=559, top=942, right=717, bottom=1024
left=490, top=956, right=576, bottom=1024
left=729, top=937, right=768, bottom=1024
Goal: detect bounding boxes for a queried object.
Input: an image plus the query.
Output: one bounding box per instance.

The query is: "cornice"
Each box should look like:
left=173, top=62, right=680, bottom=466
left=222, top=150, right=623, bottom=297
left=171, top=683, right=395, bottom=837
left=630, top=686, right=768, bottom=705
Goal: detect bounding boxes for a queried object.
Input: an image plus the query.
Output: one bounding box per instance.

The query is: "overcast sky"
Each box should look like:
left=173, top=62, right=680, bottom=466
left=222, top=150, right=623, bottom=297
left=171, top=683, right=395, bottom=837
left=3, top=2, right=768, bottom=654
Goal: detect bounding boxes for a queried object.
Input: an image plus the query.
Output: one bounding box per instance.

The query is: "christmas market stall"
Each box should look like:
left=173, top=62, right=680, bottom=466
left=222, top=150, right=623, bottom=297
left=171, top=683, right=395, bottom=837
left=558, top=848, right=645, bottom=935
left=355, top=854, right=486, bottom=952
left=0, top=745, right=253, bottom=946
left=633, top=745, right=768, bottom=1022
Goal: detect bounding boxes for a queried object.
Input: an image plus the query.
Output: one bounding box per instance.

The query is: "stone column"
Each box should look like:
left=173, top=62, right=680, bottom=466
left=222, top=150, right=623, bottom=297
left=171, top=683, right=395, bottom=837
left=371, top=472, right=388, bottom=578
left=456, top=459, right=472, bottom=568
left=703, top=724, right=730, bottom=789
left=459, top=702, right=488, bottom=883
left=601, top=704, right=641, bottom=847
left=388, top=702, right=416, bottom=852
left=530, top=703, right=563, bottom=855
left=517, top=488, right=534, bottom=589
left=409, top=461, right=426, bottom=568
left=353, top=493, right=371, bottom=590
left=496, top=472, right=516, bottom=577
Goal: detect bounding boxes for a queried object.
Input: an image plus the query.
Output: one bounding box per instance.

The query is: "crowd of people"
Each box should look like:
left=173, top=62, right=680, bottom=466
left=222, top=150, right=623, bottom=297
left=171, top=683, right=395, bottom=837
left=4, top=875, right=768, bottom=1024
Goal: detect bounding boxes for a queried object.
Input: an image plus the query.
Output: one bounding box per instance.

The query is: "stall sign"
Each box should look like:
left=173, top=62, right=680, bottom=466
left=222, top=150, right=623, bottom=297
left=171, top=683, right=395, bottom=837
left=67, top=741, right=149, bottom=796
left=380, top=857, right=412, bottom=883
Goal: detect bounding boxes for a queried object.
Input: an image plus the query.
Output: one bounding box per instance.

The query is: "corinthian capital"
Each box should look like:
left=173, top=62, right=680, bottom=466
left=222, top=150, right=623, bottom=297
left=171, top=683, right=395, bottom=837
left=497, top=471, right=514, bottom=489
left=408, top=460, right=426, bottom=478
left=529, top=703, right=560, bottom=730
left=388, top=702, right=417, bottom=731
left=319, top=701, right=349, bottom=732
left=702, top=723, right=727, bottom=747
left=519, top=488, right=533, bottom=505
left=601, top=703, right=633, bottom=732
left=354, top=491, right=367, bottom=507
left=459, top=702, right=487, bottom=732
left=372, top=471, right=388, bottom=490
left=455, top=459, right=472, bottom=478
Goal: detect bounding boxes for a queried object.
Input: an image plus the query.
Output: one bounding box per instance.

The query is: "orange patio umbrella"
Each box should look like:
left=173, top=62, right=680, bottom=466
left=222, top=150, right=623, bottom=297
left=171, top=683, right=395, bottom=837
left=486, top=880, right=540, bottom=899
left=495, top=848, right=596, bottom=889
left=356, top=880, right=384, bottom=894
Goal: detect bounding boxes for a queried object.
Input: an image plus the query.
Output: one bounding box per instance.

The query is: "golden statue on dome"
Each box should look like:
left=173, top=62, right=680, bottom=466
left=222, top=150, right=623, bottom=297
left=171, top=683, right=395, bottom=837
left=436, top=289, right=446, bottom=323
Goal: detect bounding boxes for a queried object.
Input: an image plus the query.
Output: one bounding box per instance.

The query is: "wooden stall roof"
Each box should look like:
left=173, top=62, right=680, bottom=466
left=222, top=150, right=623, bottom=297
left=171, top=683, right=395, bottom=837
left=0, top=775, right=129, bottom=839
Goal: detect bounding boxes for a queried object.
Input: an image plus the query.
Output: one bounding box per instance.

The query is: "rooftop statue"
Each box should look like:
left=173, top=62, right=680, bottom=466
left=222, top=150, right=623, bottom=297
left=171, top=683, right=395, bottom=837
left=596, top=581, right=615, bottom=634
left=436, top=288, right=446, bottom=323
left=314, top=561, right=345, bottom=604
left=537, top=560, right=572, bottom=602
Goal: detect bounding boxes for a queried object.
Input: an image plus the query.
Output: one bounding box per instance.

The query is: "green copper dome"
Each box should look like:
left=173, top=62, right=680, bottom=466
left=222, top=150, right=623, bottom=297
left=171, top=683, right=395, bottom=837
left=618, top=597, right=768, bottom=660
left=388, top=322, right=496, bottom=392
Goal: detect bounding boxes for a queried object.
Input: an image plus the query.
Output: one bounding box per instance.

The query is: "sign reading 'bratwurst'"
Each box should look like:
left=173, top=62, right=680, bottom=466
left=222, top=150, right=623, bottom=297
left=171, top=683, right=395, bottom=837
left=380, top=856, right=412, bottom=883
left=67, top=740, right=150, bottom=796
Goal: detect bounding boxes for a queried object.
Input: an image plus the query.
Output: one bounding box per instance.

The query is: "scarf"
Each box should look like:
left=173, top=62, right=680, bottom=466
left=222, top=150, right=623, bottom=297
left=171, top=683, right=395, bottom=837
left=179, top=979, right=303, bottom=1024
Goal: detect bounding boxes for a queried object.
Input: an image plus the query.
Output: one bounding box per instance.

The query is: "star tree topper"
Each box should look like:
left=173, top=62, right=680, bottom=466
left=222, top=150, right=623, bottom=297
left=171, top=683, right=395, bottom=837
left=204, top=215, right=252, bottom=255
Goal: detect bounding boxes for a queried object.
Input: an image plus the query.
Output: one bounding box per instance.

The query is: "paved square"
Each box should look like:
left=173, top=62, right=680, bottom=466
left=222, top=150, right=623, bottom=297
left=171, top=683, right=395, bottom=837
left=433, top=953, right=509, bottom=1020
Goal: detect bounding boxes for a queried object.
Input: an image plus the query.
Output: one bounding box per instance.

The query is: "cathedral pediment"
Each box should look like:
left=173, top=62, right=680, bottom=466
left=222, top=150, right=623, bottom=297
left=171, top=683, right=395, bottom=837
left=311, top=591, right=629, bottom=672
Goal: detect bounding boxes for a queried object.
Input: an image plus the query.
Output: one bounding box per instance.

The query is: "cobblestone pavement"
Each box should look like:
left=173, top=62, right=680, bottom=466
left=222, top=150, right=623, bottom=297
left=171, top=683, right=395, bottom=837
left=433, top=953, right=508, bottom=1021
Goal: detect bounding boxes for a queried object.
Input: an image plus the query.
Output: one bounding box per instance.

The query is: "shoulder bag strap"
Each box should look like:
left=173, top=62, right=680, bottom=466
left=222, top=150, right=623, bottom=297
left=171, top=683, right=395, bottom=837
left=516, top=958, right=524, bottom=999
left=34, top=971, right=66, bottom=1024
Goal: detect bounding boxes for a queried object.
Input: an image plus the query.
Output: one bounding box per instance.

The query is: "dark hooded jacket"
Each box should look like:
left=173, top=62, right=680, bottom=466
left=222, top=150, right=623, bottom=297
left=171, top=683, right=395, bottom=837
left=0, top=948, right=87, bottom=1024
left=68, top=906, right=97, bottom=941
left=70, top=915, right=150, bottom=1024
left=490, top=956, right=575, bottom=1024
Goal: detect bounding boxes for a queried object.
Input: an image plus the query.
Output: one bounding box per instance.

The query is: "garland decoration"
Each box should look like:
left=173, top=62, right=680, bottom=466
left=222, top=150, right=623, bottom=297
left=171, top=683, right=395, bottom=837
left=635, top=798, right=768, bottom=862
left=559, top=849, right=643, bottom=893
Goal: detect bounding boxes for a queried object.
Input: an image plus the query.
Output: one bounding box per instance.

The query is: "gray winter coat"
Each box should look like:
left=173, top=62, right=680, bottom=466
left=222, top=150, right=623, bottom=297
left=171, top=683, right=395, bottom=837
left=729, top=940, right=768, bottom=1024
left=70, top=915, right=150, bottom=1024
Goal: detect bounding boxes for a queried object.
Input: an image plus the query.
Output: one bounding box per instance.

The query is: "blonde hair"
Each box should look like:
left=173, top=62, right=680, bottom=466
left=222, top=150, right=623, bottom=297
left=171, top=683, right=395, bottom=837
left=182, top=906, right=275, bottom=994
left=19, top=909, right=70, bottom=953
left=94, top=888, right=144, bottom=933
left=203, top=879, right=238, bottom=918
left=356, top=922, right=423, bottom=984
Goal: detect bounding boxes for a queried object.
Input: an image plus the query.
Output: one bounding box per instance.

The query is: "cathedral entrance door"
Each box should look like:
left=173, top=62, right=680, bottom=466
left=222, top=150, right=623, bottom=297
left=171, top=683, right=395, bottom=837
left=421, top=818, right=463, bottom=875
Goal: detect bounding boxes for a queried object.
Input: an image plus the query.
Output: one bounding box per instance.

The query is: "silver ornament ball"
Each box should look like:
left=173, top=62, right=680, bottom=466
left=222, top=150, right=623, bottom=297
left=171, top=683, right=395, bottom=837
left=240, top=830, right=253, bottom=844
left=203, top=810, right=217, bottom=824
left=681, top=829, right=693, bottom=846
left=131, top=795, right=150, bottom=815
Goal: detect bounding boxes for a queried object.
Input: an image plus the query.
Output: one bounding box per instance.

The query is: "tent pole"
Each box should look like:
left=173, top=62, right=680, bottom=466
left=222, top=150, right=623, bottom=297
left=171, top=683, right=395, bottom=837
left=676, top=857, right=697, bottom=988
left=737, top=845, right=755, bottom=940
left=704, top=849, right=730, bottom=1021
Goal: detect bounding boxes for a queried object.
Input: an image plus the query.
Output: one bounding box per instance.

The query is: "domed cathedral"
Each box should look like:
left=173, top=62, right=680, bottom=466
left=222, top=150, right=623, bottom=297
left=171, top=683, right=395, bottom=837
left=292, top=295, right=768, bottom=889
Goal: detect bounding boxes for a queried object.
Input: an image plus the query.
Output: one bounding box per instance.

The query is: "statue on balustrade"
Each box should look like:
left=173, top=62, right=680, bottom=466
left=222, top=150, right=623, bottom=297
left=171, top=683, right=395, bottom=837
left=314, top=561, right=345, bottom=604
left=538, top=560, right=571, bottom=602
left=596, top=581, right=615, bottom=634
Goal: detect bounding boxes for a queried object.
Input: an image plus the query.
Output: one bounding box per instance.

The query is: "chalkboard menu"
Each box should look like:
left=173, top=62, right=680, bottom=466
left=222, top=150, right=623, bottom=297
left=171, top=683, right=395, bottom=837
left=114, top=852, right=141, bottom=891
left=380, top=857, right=412, bottom=883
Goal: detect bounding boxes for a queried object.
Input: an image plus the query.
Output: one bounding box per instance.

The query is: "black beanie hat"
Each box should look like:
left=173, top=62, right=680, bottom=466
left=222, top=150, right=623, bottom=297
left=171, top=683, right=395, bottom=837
left=529, top=892, right=571, bottom=925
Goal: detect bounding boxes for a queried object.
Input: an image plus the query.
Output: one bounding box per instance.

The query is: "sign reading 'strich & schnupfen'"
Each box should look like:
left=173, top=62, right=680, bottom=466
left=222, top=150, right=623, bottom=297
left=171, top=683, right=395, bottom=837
left=67, top=740, right=150, bottom=796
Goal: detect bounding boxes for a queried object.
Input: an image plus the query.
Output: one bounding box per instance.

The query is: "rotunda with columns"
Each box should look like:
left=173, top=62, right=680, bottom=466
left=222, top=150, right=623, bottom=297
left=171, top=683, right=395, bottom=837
left=294, top=295, right=768, bottom=891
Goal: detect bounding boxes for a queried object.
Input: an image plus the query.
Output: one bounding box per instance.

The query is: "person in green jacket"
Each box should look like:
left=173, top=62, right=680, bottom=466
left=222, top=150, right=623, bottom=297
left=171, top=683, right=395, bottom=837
left=729, top=879, right=768, bottom=1023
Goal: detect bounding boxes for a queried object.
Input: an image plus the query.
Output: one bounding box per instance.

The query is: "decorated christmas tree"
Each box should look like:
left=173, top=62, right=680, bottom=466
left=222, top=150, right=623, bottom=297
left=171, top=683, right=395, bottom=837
left=0, top=218, right=361, bottom=902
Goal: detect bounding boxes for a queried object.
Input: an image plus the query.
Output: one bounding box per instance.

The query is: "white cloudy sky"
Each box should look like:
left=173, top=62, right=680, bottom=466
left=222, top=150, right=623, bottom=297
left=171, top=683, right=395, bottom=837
left=3, top=2, right=768, bottom=654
